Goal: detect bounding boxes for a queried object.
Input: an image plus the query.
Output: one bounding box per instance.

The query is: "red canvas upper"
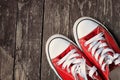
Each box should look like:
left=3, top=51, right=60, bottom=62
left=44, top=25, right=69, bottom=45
left=51, top=44, right=102, bottom=80
left=79, top=26, right=120, bottom=80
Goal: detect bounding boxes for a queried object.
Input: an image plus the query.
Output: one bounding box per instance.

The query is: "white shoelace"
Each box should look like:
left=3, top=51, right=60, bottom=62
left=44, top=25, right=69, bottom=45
left=57, top=49, right=97, bottom=80
left=85, top=32, right=120, bottom=71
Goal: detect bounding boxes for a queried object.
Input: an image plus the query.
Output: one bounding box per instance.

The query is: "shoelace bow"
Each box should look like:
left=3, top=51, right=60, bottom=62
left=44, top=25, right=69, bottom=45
left=57, top=49, right=97, bottom=80
left=85, top=32, right=120, bottom=71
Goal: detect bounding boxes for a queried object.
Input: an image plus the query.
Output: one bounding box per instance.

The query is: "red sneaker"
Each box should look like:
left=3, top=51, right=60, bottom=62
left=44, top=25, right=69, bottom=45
left=73, top=17, right=120, bottom=80
left=46, top=34, right=102, bottom=80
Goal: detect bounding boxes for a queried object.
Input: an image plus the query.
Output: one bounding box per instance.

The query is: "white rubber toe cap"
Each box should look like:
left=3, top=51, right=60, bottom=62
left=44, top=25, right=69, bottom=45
left=76, top=19, right=98, bottom=38
left=46, top=35, right=70, bottom=59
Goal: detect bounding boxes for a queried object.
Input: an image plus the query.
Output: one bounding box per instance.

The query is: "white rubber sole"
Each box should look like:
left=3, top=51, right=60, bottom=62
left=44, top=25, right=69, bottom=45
left=73, top=17, right=119, bottom=51
left=45, top=34, right=78, bottom=80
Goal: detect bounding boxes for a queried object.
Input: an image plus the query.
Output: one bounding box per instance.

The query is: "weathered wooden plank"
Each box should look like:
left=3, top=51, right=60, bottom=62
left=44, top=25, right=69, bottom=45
left=110, top=67, right=120, bottom=80
left=112, top=0, right=120, bottom=45
left=0, top=0, right=17, bottom=80
left=69, top=0, right=113, bottom=29
left=0, top=48, right=14, bottom=80
left=109, top=0, right=120, bottom=80
left=14, top=0, right=44, bottom=80
left=41, top=0, right=70, bottom=80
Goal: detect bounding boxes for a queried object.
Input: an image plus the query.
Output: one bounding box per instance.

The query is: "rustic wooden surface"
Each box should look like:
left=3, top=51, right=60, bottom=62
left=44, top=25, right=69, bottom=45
left=0, top=0, right=120, bottom=80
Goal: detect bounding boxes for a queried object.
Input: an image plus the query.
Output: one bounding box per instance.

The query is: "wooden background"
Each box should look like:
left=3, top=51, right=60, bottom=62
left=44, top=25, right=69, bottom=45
left=0, top=0, right=120, bottom=80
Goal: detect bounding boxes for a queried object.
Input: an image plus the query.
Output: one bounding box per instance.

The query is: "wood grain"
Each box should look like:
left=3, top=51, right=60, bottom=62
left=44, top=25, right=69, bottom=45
left=112, top=0, right=120, bottom=46
left=14, top=0, right=44, bottom=80
left=0, top=0, right=17, bottom=80
left=110, top=67, right=120, bottom=80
